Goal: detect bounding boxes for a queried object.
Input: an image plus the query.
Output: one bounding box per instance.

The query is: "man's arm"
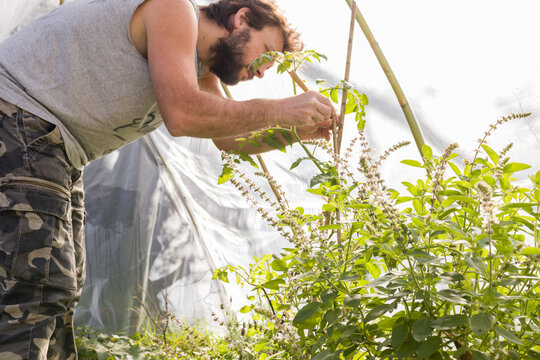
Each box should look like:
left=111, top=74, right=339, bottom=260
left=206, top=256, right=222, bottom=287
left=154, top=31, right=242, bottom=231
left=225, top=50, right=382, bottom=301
left=198, top=71, right=332, bottom=153
left=141, top=0, right=334, bottom=140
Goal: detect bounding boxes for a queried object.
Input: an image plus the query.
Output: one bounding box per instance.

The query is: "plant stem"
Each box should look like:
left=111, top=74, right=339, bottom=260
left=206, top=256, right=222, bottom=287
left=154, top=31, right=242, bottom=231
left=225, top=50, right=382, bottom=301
left=257, top=154, right=288, bottom=209
left=290, top=127, right=325, bottom=173
left=343, top=0, right=426, bottom=159
left=534, top=206, right=540, bottom=248
left=488, top=232, right=493, bottom=288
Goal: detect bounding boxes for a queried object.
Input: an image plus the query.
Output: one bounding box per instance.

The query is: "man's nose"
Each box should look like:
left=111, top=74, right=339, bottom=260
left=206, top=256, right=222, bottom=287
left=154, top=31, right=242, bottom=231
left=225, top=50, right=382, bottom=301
left=256, top=61, right=274, bottom=79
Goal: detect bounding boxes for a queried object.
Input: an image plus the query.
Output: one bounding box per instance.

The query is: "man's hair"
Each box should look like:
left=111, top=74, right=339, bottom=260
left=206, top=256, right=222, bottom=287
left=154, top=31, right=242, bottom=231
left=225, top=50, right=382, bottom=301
left=200, top=0, right=303, bottom=52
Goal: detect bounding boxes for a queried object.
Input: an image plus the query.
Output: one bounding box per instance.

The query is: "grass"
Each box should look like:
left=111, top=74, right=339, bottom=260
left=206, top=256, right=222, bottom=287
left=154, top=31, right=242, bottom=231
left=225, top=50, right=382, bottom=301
left=75, top=323, right=235, bottom=360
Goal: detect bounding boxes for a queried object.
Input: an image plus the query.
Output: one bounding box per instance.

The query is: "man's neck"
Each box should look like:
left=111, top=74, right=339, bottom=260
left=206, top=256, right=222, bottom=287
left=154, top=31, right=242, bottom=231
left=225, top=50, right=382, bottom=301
left=197, top=11, right=229, bottom=66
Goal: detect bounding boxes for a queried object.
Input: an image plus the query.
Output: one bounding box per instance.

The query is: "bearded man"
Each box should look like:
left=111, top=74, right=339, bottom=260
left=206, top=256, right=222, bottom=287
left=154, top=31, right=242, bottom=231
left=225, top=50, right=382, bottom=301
left=0, top=0, right=335, bottom=358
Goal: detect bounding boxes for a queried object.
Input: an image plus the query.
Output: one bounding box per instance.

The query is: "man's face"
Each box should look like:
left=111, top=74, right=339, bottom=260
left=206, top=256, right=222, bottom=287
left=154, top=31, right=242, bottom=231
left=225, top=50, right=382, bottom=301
left=207, top=26, right=285, bottom=86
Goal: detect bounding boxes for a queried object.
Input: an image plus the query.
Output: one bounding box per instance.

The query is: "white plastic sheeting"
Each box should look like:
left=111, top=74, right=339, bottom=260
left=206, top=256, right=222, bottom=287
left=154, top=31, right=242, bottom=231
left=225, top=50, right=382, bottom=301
left=2, top=0, right=539, bottom=334
left=76, top=131, right=293, bottom=333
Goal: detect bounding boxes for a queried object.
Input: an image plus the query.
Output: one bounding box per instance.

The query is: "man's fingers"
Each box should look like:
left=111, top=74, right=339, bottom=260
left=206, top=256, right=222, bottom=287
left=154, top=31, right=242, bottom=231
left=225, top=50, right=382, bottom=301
left=310, top=112, right=325, bottom=124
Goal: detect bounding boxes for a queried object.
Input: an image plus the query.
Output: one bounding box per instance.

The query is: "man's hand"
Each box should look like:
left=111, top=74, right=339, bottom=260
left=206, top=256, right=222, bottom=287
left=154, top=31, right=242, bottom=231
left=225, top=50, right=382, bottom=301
left=296, top=120, right=334, bottom=141
left=278, top=90, right=336, bottom=128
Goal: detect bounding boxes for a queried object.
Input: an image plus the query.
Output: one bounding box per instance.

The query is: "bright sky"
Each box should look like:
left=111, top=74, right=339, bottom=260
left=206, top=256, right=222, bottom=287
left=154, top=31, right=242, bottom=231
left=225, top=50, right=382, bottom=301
left=228, top=0, right=540, bottom=183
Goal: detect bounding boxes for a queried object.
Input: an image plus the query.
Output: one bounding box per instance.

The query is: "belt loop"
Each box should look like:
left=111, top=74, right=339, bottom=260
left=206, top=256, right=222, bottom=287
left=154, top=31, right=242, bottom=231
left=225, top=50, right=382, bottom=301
left=14, top=106, right=25, bottom=143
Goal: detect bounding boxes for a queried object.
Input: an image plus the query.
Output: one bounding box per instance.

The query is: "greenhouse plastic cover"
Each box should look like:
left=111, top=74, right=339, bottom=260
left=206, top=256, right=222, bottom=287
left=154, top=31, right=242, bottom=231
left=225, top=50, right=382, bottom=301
left=1, top=0, right=539, bottom=334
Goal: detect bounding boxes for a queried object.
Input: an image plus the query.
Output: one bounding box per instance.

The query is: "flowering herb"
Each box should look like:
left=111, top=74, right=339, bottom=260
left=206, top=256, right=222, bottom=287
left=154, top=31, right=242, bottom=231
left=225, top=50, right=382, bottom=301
left=215, top=60, right=539, bottom=358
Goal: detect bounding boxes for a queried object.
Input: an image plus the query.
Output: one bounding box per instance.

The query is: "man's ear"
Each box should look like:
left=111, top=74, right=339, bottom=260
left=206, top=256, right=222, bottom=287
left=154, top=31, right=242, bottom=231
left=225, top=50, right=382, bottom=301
left=232, top=7, right=250, bottom=30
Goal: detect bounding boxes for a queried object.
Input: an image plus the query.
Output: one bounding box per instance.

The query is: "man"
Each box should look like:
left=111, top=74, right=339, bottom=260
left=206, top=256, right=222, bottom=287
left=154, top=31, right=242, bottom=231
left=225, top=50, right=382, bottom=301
left=0, top=0, right=335, bottom=358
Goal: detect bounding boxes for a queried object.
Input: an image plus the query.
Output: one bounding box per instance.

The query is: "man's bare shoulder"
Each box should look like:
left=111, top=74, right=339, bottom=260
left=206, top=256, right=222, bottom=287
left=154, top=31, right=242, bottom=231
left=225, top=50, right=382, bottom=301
left=130, top=0, right=198, bottom=59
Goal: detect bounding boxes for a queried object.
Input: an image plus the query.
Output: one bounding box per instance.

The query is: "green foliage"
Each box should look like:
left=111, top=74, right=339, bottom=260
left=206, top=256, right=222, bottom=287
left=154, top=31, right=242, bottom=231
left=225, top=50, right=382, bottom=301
left=76, top=320, right=242, bottom=360
left=76, top=327, right=161, bottom=360
left=216, top=78, right=539, bottom=358
left=249, top=50, right=328, bottom=75
left=317, top=79, right=368, bottom=130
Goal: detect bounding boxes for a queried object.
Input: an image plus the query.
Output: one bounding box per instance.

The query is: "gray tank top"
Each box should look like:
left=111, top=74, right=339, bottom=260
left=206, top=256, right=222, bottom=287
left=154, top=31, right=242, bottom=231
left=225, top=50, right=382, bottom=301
left=0, top=0, right=206, bottom=169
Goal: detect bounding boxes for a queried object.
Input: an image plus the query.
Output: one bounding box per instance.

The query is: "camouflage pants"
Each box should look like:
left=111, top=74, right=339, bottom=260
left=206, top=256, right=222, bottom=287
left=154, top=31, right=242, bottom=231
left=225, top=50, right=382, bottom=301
left=0, top=99, right=86, bottom=360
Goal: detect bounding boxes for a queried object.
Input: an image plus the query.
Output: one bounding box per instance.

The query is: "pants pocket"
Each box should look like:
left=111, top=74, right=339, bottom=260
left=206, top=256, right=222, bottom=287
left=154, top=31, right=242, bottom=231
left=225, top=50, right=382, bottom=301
left=0, top=184, right=76, bottom=290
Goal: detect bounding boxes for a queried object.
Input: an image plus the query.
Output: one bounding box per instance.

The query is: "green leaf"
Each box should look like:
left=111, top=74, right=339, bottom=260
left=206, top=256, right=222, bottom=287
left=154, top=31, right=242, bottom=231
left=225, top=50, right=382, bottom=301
left=442, top=195, right=476, bottom=207
left=440, top=272, right=465, bottom=283
left=448, top=162, right=462, bottom=176
left=320, top=289, right=338, bottom=307
left=416, top=336, right=442, bottom=359
left=355, top=111, right=366, bottom=130
left=482, top=144, right=499, bottom=164
left=365, top=304, right=394, bottom=323
left=437, top=289, right=469, bottom=305
left=270, top=259, right=288, bottom=272
left=464, top=256, right=485, bottom=273
left=212, top=268, right=230, bottom=283
left=411, top=316, right=433, bottom=342
left=239, top=305, right=253, bottom=314
left=343, top=294, right=362, bottom=309
left=290, top=157, right=309, bottom=170
left=494, top=326, right=523, bottom=345
left=218, top=165, right=234, bottom=184
left=261, top=278, right=285, bottom=290
left=322, top=204, right=337, bottom=212
left=401, top=159, right=424, bottom=168
left=422, top=145, right=433, bottom=161
left=323, top=309, right=341, bottom=326
left=470, top=313, right=494, bottom=335
left=330, top=88, right=339, bottom=104
left=391, top=323, right=409, bottom=348
left=413, top=199, right=426, bottom=215
left=521, top=247, right=540, bottom=256
left=312, top=349, right=342, bottom=360
left=310, top=173, right=334, bottom=187
left=513, top=217, right=536, bottom=231
left=397, top=339, right=420, bottom=358
left=262, top=133, right=286, bottom=152
left=359, top=93, right=369, bottom=105
left=501, top=202, right=538, bottom=210
left=239, top=153, right=259, bottom=168
left=293, top=302, right=322, bottom=326
left=431, top=315, right=468, bottom=330
left=503, top=162, right=531, bottom=173
left=366, top=262, right=381, bottom=279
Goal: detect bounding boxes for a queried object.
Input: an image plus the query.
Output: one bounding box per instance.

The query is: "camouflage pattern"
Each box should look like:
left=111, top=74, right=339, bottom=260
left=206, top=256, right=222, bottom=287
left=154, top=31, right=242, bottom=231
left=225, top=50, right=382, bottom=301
left=0, top=99, right=86, bottom=359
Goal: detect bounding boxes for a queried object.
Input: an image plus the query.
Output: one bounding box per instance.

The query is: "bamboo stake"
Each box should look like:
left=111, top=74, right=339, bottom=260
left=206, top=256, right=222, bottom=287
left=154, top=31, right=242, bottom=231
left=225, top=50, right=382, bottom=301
left=332, top=1, right=357, bottom=247
left=336, top=0, right=357, bottom=156
left=59, top=0, right=64, bottom=5
left=287, top=70, right=309, bottom=92
left=343, top=0, right=426, bottom=159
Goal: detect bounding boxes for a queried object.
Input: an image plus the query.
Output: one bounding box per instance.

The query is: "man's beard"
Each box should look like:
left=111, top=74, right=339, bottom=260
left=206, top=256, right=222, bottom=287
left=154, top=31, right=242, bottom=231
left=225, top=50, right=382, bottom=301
left=207, top=29, right=251, bottom=86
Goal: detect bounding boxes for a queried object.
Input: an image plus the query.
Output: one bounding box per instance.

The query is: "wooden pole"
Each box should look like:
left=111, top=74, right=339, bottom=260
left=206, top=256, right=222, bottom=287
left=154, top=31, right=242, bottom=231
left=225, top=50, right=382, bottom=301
left=287, top=70, right=309, bottom=92
left=336, top=0, right=357, bottom=156
left=343, top=0, right=426, bottom=159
